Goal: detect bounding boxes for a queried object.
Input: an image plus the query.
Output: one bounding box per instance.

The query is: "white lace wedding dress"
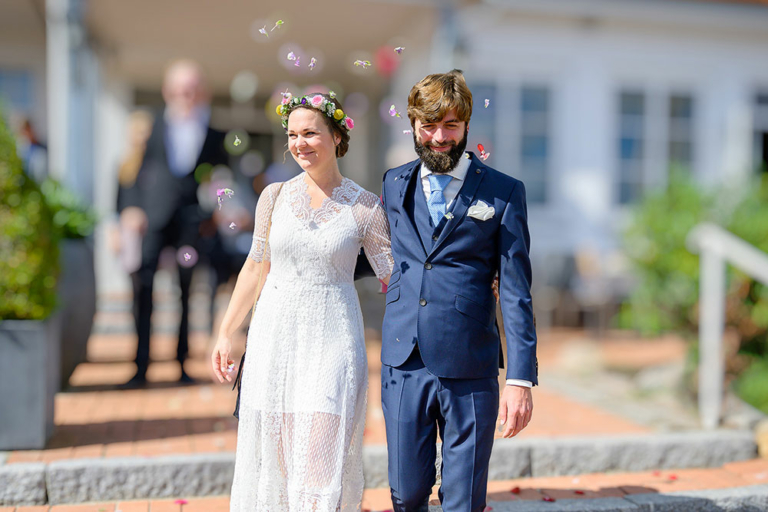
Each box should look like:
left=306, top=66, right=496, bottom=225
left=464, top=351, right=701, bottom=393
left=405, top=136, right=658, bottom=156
left=230, top=173, right=393, bottom=512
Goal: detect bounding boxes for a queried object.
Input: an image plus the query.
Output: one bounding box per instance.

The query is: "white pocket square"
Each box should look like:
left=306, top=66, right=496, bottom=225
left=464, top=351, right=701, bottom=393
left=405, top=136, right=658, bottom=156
left=467, top=200, right=495, bottom=221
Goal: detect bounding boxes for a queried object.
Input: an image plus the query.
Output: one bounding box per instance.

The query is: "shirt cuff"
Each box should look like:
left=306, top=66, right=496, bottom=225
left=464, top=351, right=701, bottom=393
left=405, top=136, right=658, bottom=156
left=506, top=379, right=532, bottom=388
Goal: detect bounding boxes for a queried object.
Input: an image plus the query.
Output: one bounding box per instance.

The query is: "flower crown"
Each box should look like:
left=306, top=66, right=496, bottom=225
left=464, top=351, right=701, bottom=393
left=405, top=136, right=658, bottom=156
left=276, top=93, right=355, bottom=131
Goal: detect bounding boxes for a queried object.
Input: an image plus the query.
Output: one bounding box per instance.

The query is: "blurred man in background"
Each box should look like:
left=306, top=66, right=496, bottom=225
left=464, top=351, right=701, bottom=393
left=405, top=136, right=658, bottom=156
left=118, top=59, right=228, bottom=387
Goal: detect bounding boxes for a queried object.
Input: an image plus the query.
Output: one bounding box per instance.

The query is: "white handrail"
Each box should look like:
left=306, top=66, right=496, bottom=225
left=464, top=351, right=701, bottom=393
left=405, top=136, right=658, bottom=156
left=686, top=223, right=768, bottom=429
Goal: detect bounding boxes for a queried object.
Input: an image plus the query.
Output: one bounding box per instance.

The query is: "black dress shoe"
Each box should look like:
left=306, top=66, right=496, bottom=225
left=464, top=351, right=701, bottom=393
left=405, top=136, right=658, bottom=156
left=120, top=370, right=148, bottom=389
left=179, top=369, right=196, bottom=385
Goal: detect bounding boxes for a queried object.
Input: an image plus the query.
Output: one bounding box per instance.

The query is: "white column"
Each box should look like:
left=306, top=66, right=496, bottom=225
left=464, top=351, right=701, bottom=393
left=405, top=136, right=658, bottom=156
left=45, top=0, right=70, bottom=184
left=45, top=0, right=95, bottom=202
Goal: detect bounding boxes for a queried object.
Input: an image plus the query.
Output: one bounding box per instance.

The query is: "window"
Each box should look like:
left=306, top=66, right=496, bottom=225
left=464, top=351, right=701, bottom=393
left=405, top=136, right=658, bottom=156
left=668, top=94, right=694, bottom=171
left=0, top=70, right=34, bottom=113
left=618, top=91, right=646, bottom=204
left=617, top=89, right=697, bottom=204
left=467, top=82, right=552, bottom=204
left=754, top=92, right=768, bottom=173
left=519, top=86, right=550, bottom=204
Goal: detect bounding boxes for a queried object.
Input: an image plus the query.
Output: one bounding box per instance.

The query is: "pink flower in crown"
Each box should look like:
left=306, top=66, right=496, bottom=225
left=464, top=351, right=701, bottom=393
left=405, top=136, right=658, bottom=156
left=311, top=95, right=324, bottom=107
left=344, top=117, right=355, bottom=130
left=281, top=96, right=291, bottom=105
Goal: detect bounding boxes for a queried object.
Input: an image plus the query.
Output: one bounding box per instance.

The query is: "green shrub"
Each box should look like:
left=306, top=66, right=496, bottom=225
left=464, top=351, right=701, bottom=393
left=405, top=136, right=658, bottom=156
left=734, top=357, right=768, bottom=414
left=619, top=171, right=718, bottom=336
left=0, top=113, right=59, bottom=320
left=620, top=170, right=768, bottom=410
left=41, top=178, right=98, bottom=239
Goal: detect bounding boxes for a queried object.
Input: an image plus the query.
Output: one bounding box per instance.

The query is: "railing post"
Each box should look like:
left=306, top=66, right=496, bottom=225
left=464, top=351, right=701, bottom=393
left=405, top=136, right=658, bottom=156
left=699, top=248, right=726, bottom=430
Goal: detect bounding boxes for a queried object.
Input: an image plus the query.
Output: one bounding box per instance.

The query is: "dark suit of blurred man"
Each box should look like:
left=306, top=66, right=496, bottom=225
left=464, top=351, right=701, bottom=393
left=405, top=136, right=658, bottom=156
left=118, top=60, right=227, bottom=386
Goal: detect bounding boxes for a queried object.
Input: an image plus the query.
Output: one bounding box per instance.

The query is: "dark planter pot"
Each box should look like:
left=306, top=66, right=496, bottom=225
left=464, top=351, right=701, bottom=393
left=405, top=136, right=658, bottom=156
left=0, top=313, right=61, bottom=449
left=58, top=237, right=96, bottom=389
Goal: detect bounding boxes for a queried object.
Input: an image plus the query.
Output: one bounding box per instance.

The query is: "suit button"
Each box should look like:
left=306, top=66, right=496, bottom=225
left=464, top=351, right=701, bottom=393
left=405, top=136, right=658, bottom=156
left=424, top=263, right=432, bottom=270
left=419, top=298, right=427, bottom=306
left=432, top=235, right=438, bottom=241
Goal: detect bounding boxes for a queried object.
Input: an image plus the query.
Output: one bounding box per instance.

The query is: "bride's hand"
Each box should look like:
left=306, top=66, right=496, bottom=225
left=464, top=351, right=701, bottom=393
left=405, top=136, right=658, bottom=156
left=211, top=337, right=234, bottom=384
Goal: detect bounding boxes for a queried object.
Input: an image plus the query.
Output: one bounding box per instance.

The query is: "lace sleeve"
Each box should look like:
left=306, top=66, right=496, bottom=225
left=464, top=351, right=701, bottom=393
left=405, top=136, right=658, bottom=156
left=247, top=183, right=280, bottom=263
left=361, top=194, right=394, bottom=280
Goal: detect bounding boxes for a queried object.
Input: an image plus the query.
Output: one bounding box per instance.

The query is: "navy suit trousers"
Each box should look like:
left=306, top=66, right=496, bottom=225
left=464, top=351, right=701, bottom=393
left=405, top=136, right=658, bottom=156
left=381, top=348, right=499, bottom=512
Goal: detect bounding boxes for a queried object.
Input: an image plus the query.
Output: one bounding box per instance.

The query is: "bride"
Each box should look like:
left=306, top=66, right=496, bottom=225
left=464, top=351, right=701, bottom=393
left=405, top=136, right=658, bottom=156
left=211, top=92, right=393, bottom=511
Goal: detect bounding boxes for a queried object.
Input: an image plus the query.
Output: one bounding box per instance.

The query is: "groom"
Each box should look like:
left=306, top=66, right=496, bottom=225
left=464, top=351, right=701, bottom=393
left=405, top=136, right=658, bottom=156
left=380, top=70, right=538, bottom=511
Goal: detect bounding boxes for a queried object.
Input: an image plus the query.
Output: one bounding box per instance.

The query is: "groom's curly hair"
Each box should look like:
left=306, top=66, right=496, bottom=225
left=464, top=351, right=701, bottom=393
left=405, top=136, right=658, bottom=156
left=407, top=69, right=473, bottom=128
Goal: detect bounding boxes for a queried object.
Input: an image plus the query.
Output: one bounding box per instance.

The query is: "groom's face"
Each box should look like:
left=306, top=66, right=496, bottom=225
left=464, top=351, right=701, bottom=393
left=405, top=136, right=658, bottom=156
left=413, top=108, right=468, bottom=174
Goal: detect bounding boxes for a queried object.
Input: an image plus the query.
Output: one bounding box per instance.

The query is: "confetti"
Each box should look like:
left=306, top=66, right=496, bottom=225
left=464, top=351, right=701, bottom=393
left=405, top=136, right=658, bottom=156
left=329, top=91, right=336, bottom=98
left=287, top=51, right=296, bottom=61
left=294, top=56, right=301, bottom=67
left=174, top=499, right=188, bottom=505
left=652, top=470, right=661, bottom=476
left=217, top=188, right=235, bottom=210
left=389, top=104, right=401, bottom=118
left=229, top=222, right=236, bottom=229
left=233, top=135, right=241, bottom=147
left=227, top=362, right=236, bottom=372
left=668, top=474, right=678, bottom=481
left=354, top=59, right=372, bottom=69
left=258, top=26, right=268, bottom=38
left=511, top=486, right=521, bottom=494
left=542, top=496, right=556, bottom=502
left=177, top=246, right=198, bottom=267
left=477, top=143, right=490, bottom=161
left=485, top=99, right=490, bottom=108
left=271, top=19, right=284, bottom=31
left=394, top=46, right=405, bottom=54
left=403, top=129, right=412, bottom=135
left=574, top=490, right=585, bottom=495
left=445, top=212, right=454, bottom=220
left=309, top=57, right=317, bottom=70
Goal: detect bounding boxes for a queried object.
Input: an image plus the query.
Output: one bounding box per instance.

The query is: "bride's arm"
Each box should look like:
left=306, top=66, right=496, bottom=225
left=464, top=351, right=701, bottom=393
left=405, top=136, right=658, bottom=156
left=211, top=183, right=279, bottom=383
left=219, top=259, right=271, bottom=338
left=362, top=194, right=394, bottom=285
left=211, top=259, right=270, bottom=383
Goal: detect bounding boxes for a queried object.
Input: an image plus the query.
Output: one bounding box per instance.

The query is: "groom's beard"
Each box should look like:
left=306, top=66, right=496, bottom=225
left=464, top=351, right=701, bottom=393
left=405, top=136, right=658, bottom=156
left=413, top=128, right=468, bottom=175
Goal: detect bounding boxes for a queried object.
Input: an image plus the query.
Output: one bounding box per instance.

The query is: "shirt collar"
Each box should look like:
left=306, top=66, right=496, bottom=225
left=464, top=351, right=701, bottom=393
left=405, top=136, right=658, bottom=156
left=420, top=152, right=470, bottom=182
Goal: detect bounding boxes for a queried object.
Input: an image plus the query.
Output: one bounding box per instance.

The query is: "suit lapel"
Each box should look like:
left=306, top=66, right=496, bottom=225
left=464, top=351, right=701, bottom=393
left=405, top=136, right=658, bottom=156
left=429, top=155, right=486, bottom=257
left=396, top=160, right=428, bottom=257
left=158, top=118, right=174, bottom=175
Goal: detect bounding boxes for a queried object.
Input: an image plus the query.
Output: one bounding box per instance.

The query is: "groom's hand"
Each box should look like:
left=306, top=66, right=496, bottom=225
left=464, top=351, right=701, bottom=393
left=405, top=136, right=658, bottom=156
left=498, top=385, right=533, bottom=438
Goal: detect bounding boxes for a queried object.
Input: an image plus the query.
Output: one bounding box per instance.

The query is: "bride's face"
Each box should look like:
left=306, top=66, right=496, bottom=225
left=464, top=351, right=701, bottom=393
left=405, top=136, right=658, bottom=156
left=287, top=108, right=339, bottom=171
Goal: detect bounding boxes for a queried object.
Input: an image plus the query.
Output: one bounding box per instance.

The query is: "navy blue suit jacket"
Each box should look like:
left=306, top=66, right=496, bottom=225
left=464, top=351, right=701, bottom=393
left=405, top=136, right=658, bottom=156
left=381, top=152, right=538, bottom=383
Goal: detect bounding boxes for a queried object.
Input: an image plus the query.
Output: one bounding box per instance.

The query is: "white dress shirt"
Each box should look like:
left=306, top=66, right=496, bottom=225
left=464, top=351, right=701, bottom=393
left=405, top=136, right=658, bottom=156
left=165, top=106, right=210, bottom=177
left=420, top=152, right=533, bottom=389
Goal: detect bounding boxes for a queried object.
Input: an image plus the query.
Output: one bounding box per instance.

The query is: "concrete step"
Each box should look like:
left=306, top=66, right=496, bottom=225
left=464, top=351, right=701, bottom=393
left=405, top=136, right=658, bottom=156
left=0, top=431, right=757, bottom=506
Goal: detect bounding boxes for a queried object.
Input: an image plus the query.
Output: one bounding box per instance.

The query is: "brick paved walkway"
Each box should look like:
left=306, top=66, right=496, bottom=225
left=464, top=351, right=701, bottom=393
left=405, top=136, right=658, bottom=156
left=5, top=328, right=664, bottom=464
left=3, top=324, right=764, bottom=511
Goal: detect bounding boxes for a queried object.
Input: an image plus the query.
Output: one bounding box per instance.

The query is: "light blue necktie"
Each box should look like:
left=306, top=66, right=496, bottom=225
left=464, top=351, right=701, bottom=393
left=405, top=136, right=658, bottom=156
left=427, top=174, right=453, bottom=227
